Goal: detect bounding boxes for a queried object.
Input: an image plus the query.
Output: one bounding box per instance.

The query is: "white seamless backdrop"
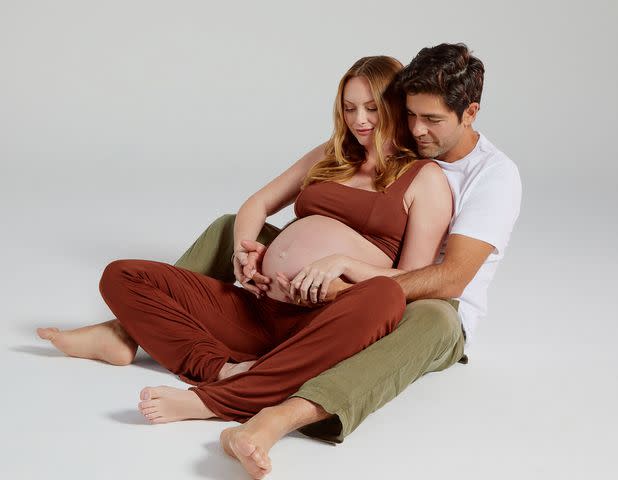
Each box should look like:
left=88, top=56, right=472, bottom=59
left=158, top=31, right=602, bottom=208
left=1, top=1, right=616, bottom=479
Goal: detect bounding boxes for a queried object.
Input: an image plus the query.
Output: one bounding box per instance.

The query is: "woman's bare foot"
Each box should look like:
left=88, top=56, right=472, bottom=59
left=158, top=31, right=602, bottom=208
left=138, top=386, right=215, bottom=424
left=36, top=320, right=138, bottom=366
left=218, top=360, right=257, bottom=381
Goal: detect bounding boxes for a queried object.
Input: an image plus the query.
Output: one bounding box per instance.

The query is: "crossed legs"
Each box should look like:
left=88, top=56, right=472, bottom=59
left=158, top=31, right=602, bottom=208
left=37, top=215, right=465, bottom=479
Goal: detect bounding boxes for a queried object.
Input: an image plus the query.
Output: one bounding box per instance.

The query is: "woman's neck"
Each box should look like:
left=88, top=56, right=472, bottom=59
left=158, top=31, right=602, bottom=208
left=363, top=139, right=394, bottom=169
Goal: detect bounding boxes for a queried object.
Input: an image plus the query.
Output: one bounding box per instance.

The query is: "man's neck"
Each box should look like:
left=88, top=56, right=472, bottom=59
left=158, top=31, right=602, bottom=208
left=438, top=129, right=480, bottom=163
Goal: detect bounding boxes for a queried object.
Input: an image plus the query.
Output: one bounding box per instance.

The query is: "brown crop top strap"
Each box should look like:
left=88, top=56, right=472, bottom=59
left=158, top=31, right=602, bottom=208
left=384, top=159, right=436, bottom=195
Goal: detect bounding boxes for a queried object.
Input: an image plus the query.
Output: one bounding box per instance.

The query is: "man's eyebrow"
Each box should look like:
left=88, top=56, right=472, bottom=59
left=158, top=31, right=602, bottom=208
left=407, top=111, right=447, bottom=118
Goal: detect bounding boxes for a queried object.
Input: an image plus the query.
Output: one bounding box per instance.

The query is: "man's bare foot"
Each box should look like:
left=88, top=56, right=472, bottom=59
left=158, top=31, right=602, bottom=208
left=138, top=386, right=215, bottom=424
left=219, top=398, right=332, bottom=479
left=219, top=406, right=294, bottom=479
left=36, top=320, right=138, bottom=366
left=220, top=426, right=272, bottom=479
left=218, top=360, right=257, bottom=381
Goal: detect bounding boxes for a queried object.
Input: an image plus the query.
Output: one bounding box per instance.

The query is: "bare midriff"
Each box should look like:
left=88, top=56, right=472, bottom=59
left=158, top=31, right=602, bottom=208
left=261, top=215, right=392, bottom=302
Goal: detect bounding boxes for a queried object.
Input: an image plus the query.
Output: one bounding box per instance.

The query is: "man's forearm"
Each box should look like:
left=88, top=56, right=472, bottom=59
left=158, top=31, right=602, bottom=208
left=343, top=256, right=406, bottom=283
left=392, top=263, right=460, bottom=302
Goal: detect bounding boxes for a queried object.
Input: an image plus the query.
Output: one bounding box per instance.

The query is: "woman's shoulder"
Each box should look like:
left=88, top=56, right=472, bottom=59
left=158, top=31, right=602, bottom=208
left=401, top=158, right=444, bottom=183
left=405, top=160, right=450, bottom=199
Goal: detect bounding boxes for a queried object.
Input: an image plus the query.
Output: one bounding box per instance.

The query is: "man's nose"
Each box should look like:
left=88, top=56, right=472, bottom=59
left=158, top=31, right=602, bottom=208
left=411, top=118, right=427, bottom=137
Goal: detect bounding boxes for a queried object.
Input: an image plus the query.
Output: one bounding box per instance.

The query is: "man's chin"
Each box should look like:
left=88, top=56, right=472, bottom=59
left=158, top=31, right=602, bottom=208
left=417, top=146, right=440, bottom=159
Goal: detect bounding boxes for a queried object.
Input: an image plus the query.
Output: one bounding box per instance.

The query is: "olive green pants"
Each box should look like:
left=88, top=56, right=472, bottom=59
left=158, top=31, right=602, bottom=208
left=174, top=214, right=466, bottom=443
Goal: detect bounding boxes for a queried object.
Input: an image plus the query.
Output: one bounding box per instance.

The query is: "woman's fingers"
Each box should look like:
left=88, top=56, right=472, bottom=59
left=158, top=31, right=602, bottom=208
left=236, top=251, right=249, bottom=266
left=245, top=284, right=261, bottom=297
left=252, top=272, right=271, bottom=289
left=241, top=239, right=267, bottom=255
left=275, top=273, right=288, bottom=289
left=275, top=274, right=294, bottom=301
left=246, top=251, right=260, bottom=270
left=243, top=264, right=257, bottom=280
left=233, top=259, right=245, bottom=284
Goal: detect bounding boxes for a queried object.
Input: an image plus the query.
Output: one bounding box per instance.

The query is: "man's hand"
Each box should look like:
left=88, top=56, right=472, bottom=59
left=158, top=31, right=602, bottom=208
left=286, top=254, right=348, bottom=303
left=276, top=272, right=352, bottom=306
left=232, top=239, right=271, bottom=298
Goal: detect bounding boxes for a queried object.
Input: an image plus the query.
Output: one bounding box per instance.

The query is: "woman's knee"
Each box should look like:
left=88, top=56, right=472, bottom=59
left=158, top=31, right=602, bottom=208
left=99, top=259, right=147, bottom=299
left=365, top=276, right=406, bottom=310
left=349, top=276, right=406, bottom=328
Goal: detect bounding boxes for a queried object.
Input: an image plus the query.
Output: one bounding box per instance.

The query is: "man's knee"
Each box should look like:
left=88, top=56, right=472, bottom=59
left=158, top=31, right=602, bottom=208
left=201, top=214, right=236, bottom=247
left=211, top=214, right=236, bottom=230
left=400, top=299, right=461, bottom=344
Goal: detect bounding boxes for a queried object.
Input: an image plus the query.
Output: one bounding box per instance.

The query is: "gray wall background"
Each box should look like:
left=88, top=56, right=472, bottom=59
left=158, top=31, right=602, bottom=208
left=1, top=1, right=616, bottom=478
left=2, top=0, right=616, bottom=342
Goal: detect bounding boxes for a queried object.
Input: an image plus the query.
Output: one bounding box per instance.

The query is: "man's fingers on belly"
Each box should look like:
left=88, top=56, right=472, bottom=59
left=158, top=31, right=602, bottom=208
left=300, top=274, right=317, bottom=302
left=311, top=273, right=325, bottom=303
left=319, top=278, right=332, bottom=301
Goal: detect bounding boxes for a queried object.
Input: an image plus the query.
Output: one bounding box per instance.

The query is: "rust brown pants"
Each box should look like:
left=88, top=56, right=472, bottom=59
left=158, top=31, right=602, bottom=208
left=99, top=259, right=406, bottom=422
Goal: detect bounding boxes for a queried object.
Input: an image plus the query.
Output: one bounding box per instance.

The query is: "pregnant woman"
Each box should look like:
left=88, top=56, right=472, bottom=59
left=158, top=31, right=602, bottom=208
left=37, top=56, right=452, bottom=428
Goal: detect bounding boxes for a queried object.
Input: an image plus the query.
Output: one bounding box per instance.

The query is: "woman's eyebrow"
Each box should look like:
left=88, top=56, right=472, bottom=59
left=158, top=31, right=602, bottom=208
left=343, top=99, right=376, bottom=105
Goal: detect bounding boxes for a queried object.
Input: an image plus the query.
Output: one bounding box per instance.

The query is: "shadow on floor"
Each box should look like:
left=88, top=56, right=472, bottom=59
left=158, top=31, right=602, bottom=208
left=11, top=345, right=66, bottom=357
left=195, top=441, right=249, bottom=480
left=106, top=409, right=148, bottom=425
left=10, top=344, right=170, bottom=374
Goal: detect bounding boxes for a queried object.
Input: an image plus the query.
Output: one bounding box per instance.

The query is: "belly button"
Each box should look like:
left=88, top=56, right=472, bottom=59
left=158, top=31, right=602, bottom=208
left=279, top=251, right=287, bottom=259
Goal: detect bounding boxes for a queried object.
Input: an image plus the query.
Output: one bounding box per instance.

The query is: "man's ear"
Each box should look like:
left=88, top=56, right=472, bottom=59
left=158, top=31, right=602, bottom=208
left=462, top=102, right=480, bottom=127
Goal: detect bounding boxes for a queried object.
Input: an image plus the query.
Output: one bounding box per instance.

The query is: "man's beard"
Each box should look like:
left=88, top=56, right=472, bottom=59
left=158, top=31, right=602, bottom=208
left=416, top=143, right=443, bottom=159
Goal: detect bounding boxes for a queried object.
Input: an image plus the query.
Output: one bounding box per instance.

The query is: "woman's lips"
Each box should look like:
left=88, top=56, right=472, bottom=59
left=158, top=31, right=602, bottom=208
left=356, top=128, right=373, bottom=136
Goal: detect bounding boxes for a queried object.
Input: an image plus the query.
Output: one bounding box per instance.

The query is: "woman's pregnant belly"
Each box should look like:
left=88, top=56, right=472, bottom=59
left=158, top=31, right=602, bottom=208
left=261, top=215, right=392, bottom=302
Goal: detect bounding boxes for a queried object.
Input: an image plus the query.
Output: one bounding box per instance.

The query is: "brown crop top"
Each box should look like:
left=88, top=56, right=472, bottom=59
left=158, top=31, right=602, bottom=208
left=294, top=160, right=435, bottom=263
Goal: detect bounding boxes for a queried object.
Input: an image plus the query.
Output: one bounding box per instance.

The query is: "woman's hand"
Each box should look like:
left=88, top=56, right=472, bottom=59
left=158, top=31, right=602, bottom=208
left=232, top=240, right=271, bottom=298
left=285, top=254, right=349, bottom=304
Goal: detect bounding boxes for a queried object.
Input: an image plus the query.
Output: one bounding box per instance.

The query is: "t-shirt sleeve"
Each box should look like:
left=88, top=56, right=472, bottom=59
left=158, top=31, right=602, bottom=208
left=450, top=159, right=522, bottom=255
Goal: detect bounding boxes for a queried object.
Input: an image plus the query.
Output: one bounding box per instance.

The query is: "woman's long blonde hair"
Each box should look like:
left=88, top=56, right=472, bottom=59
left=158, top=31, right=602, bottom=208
left=302, top=56, right=417, bottom=192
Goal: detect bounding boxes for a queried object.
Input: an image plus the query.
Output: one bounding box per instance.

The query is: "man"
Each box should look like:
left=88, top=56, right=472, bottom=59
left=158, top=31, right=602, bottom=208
left=201, top=43, right=521, bottom=478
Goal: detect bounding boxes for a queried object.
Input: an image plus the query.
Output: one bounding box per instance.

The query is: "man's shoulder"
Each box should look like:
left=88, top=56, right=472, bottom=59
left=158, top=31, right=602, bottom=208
left=475, top=133, right=520, bottom=181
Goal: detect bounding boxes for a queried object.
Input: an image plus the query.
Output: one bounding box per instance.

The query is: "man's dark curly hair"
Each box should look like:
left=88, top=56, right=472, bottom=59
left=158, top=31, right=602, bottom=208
left=398, top=43, right=484, bottom=121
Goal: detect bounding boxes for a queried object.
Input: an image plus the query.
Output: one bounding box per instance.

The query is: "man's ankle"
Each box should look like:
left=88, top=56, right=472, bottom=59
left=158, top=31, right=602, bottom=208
left=271, top=397, right=332, bottom=432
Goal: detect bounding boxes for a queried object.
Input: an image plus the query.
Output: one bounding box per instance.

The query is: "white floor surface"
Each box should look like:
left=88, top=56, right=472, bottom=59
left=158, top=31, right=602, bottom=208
left=2, top=167, right=616, bottom=480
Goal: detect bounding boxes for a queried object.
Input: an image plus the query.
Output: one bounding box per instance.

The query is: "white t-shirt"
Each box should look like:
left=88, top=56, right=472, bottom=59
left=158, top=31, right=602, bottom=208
left=433, top=132, right=522, bottom=342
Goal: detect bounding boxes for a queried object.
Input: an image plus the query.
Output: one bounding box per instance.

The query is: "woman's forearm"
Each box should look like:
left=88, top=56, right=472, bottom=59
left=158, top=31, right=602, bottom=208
left=234, top=196, right=268, bottom=252
left=342, top=256, right=406, bottom=283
